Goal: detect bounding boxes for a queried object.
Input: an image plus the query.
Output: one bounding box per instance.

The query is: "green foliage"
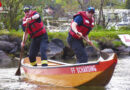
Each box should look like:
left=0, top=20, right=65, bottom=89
left=89, top=29, right=130, bottom=41
left=8, top=29, right=23, bottom=38
left=112, top=40, right=122, bottom=47
left=48, top=31, right=68, bottom=45
left=119, top=26, right=130, bottom=30
left=91, top=40, right=99, bottom=48
left=56, top=0, right=62, bottom=4
left=125, top=0, right=130, bottom=9
left=1, top=28, right=130, bottom=48
left=0, top=29, right=23, bottom=38
left=1, top=0, right=24, bottom=30
left=56, top=0, right=79, bottom=12
left=105, top=0, right=125, bottom=9
left=0, top=30, right=9, bottom=35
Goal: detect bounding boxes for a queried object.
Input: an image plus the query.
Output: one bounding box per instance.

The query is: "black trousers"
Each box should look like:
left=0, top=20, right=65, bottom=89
left=67, top=33, right=88, bottom=63
left=29, top=33, right=48, bottom=63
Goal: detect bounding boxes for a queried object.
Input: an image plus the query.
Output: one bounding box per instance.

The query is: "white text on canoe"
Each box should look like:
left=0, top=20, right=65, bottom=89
left=70, top=65, right=97, bottom=74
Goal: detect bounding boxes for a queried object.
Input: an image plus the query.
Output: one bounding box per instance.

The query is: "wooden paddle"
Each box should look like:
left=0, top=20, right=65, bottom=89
left=15, top=47, right=24, bottom=76
left=15, top=23, right=28, bottom=76
left=81, top=36, right=109, bottom=60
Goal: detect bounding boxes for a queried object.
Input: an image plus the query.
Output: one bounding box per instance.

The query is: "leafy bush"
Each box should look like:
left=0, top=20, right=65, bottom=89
left=112, top=40, right=122, bottom=47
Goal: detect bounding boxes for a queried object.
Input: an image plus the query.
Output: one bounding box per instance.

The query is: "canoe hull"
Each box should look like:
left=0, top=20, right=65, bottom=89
left=22, top=53, right=117, bottom=87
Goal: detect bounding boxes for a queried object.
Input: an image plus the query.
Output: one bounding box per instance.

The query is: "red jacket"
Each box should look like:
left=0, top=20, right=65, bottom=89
left=22, top=10, right=46, bottom=38
left=0, top=1, right=2, bottom=7
left=69, top=11, right=94, bottom=39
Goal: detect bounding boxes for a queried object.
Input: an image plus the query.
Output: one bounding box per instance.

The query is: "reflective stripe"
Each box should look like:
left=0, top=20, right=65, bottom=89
left=30, top=61, right=37, bottom=66
left=41, top=60, right=48, bottom=64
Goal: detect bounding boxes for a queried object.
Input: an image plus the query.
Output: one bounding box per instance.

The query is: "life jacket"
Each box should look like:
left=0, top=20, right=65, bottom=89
left=22, top=10, right=46, bottom=38
left=0, top=1, right=2, bottom=7
left=69, top=11, right=94, bottom=39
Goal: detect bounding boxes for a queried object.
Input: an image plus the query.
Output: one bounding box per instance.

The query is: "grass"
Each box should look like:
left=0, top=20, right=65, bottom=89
left=0, top=29, right=23, bottom=39
left=48, top=31, right=68, bottom=45
left=89, top=29, right=130, bottom=40
left=0, top=29, right=130, bottom=47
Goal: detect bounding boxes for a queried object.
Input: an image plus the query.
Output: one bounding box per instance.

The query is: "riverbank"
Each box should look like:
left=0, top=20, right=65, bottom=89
left=0, top=29, right=130, bottom=67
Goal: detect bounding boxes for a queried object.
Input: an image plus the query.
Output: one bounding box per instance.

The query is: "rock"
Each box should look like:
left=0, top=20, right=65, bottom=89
left=51, top=38, right=65, bottom=48
left=117, top=46, right=126, bottom=51
left=124, top=47, right=130, bottom=52
left=85, top=46, right=98, bottom=57
left=118, top=46, right=130, bottom=55
left=114, top=46, right=130, bottom=55
left=62, top=46, right=74, bottom=59
left=8, top=36, right=21, bottom=48
left=101, top=48, right=114, bottom=54
left=47, top=39, right=64, bottom=59
left=0, top=50, right=12, bottom=67
left=0, top=41, right=15, bottom=52
left=0, top=35, right=9, bottom=41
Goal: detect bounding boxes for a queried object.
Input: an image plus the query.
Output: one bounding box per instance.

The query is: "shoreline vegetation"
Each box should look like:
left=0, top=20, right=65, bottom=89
left=0, top=27, right=130, bottom=47
left=0, top=27, right=130, bottom=67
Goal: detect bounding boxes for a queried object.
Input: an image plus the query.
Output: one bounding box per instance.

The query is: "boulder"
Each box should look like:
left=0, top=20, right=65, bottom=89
left=0, top=35, right=9, bottom=41
left=101, top=48, right=114, bottom=55
left=0, top=41, right=15, bottom=53
left=85, top=46, right=98, bottom=57
left=62, top=46, right=75, bottom=59
left=47, top=39, right=64, bottom=59
left=51, top=38, right=65, bottom=48
left=0, top=50, right=12, bottom=67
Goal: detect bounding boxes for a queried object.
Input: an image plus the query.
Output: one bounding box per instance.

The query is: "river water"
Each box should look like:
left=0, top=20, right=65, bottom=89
left=0, top=56, right=130, bottom=90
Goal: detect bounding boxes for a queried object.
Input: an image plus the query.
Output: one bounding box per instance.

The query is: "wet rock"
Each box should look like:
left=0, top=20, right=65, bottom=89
left=0, top=50, right=12, bottom=67
left=117, top=46, right=126, bottom=51
left=118, top=46, right=130, bottom=55
left=101, top=48, right=114, bottom=55
left=124, top=47, right=130, bottom=52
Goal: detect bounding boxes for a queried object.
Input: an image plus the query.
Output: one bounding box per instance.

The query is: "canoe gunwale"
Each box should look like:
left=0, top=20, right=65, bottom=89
left=21, top=59, right=99, bottom=69
left=21, top=53, right=115, bottom=69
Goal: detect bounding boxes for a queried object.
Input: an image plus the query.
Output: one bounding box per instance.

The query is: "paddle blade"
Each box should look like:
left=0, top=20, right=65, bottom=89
left=100, top=51, right=110, bottom=60
left=15, top=67, right=21, bottom=76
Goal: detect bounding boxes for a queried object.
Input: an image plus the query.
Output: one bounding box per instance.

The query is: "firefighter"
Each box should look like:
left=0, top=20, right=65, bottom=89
left=21, top=6, right=48, bottom=66
left=67, top=7, right=95, bottom=63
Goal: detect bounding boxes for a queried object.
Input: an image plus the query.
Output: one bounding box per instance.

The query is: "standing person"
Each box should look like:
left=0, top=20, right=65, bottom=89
left=21, top=6, right=48, bottom=66
left=67, top=7, right=95, bottom=63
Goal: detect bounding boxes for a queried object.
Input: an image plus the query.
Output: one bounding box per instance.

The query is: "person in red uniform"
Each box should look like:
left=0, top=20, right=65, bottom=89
left=21, top=6, right=48, bottom=66
left=67, top=7, right=95, bottom=63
